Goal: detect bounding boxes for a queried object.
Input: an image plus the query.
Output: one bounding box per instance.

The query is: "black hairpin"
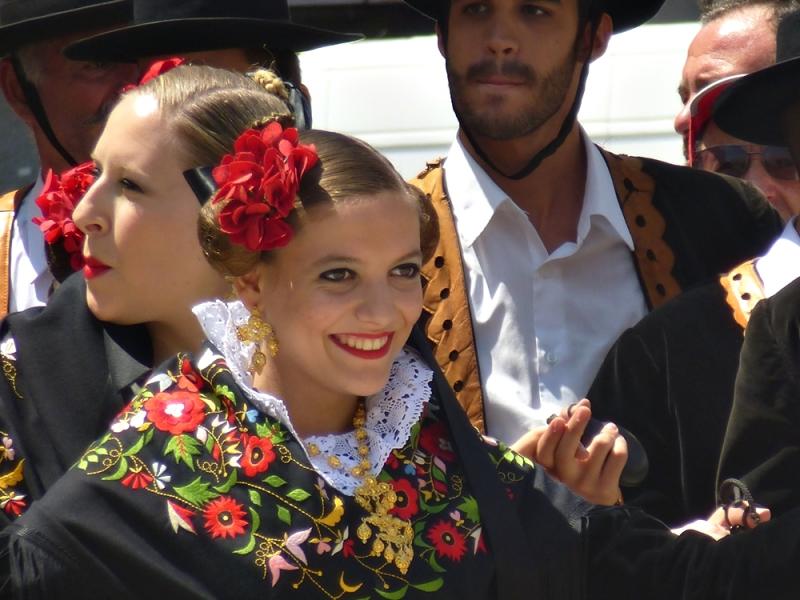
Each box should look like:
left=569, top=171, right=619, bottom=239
left=183, top=166, right=217, bottom=205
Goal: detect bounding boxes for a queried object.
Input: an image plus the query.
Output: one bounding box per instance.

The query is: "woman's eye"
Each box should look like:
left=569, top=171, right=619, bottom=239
left=90, top=165, right=101, bottom=178
left=320, top=268, right=355, bottom=282
left=392, top=263, right=421, bottom=278
left=462, top=2, right=488, bottom=16
left=120, top=178, right=143, bottom=193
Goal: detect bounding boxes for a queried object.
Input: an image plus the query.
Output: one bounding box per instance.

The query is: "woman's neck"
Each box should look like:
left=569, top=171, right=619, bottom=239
left=147, top=317, right=207, bottom=365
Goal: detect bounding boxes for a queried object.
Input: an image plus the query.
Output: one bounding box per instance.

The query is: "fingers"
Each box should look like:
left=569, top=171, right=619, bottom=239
left=724, top=504, right=772, bottom=530
left=510, top=426, right=549, bottom=461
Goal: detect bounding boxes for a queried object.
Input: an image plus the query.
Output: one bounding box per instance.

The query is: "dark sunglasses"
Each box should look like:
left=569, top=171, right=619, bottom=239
left=694, top=144, right=799, bottom=181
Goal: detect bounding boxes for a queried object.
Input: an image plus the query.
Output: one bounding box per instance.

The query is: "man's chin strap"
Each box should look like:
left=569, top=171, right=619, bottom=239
left=450, top=19, right=598, bottom=181
left=10, top=53, right=78, bottom=168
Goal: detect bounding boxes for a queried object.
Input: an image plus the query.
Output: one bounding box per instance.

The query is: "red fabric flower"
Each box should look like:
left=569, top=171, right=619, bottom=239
left=121, top=468, right=154, bottom=490
left=122, top=57, right=185, bottom=92
left=212, top=122, right=318, bottom=252
left=177, top=357, right=203, bottom=393
left=418, top=421, right=456, bottom=462
left=203, top=496, right=248, bottom=539
left=426, top=520, right=467, bottom=562
left=144, top=390, right=206, bottom=435
left=33, top=160, right=95, bottom=271
left=240, top=433, right=276, bottom=477
left=390, top=478, right=419, bottom=520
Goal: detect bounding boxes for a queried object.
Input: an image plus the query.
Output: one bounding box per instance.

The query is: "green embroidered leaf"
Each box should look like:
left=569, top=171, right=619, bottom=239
left=427, top=554, right=446, bottom=574
left=277, top=505, right=291, bottom=525
left=123, top=434, right=149, bottom=457
left=419, top=497, right=449, bottom=514
left=214, top=384, right=236, bottom=403
left=375, top=585, right=408, bottom=599
left=174, top=477, right=219, bottom=505
left=502, top=449, right=517, bottom=464
left=143, top=428, right=155, bottom=445
left=77, top=459, right=88, bottom=470
left=233, top=534, right=256, bottom=555
left=457, top=497, right=480, bottom=524
left=411, top=578, right=444, bottom=592
left=94, top=447, right=108, bottom=456
left=214, top=469, right=238, bottom=493
left=255, top=422, right=272, bottom=439
left=431, top=466, right=446, bottom=482
left=249, top=489, right=262, bottom=507
left=249, top=506, right=261, bottom=532
left=286, top=488, right=311, bottom=502
left=101, top=457, right=129, bottom=482
left=86, top=454, right=99, bottom=463
left=164, top=434, right=202, bottom=470
left=413, top=520, right=427, bottom=535
left=256, top=422, right=286, bottom=444
left=264, top=475, right=287, bottom=488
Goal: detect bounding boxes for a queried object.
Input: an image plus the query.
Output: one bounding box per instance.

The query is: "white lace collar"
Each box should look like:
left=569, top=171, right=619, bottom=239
left=193, top=299, right=434, bottom=495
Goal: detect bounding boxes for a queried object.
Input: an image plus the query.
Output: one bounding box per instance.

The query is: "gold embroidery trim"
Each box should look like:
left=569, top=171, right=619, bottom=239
left=719, top=259, right=765, bottom=332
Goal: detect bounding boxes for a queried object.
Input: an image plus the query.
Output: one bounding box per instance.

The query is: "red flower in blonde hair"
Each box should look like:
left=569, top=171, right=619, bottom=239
left=212, top=121, right=318, bottom=252
left=33, top=160, right=95, bottom=273
left=122, top=57, right=186, bottom=93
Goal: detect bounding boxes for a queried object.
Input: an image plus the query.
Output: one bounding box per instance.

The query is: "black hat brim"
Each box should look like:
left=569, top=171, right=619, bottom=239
left=65, top=17, right=362, bottom=61
left=713, top=57, right=800, bottom=147
left=0, top=0, right=129, bottom=55
left=403, top=0, right=665, bottom=33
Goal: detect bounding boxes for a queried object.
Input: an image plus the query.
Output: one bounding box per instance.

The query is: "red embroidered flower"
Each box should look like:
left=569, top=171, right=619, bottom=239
left=426, top=520, right=467, bottom=562
left=418, top=421, right=456, bottom=462
left=390, top=478, right=419, bottom=520
left=212, top=122, right=318, bottom=252
left=177, top=357, right=203, bottom=393
left=121, top=467, right=154, bottom=490
left=342, top=538, right=355, bottom=558
left=203, top=496, right=248, bottom=539
left=144, top=390, right=206, bottom=435
left=240, top=433, right=276, bottom=477
left=1, top=494, right=26, bottom=517
left=33, top=160, right=95, bottom=272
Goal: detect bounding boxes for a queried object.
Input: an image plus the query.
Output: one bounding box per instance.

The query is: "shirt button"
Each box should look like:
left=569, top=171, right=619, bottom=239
left=545, top=351, right=558, bottom=366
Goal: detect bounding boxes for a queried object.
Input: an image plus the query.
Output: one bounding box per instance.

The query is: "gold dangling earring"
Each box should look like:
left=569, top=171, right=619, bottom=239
left=236, top=310, right=279, bottom=375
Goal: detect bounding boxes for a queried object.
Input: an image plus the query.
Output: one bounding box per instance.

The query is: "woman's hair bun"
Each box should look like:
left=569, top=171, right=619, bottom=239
left=249, top=69, right=289, bottom=101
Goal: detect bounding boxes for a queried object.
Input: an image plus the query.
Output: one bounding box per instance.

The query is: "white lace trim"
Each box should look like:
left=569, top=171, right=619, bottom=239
left=192, top=299, right=433, bottom=495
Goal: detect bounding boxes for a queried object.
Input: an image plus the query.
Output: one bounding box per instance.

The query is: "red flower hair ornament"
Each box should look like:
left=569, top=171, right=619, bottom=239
left=211, top=121, right=318, bottom=252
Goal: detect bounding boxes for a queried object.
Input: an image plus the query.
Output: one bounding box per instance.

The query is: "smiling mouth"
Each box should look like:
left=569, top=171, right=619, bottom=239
left=330, top=333, right=394, bottom=359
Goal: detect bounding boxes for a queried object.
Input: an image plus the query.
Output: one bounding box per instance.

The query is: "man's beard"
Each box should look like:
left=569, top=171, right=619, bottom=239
left=447, top=51, right=577, bottom=141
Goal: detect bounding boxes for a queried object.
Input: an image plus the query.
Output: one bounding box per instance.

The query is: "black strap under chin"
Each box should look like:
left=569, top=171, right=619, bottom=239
left=10, top=54, right=78, bottom=168
left=183, top=166, right=216, bottom=205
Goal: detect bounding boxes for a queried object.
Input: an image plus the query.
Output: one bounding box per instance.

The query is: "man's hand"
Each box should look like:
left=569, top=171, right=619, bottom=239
left=511, top=399, right=627, bottom=506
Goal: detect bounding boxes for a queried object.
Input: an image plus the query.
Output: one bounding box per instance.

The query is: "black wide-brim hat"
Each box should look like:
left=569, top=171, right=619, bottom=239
left=403, top=0, right=665, bottom=33
left=65, top=0, right=361, bottom=61
left=0, top=0, right=130, bottom=55
left=714, top=10, right=800, bottom=146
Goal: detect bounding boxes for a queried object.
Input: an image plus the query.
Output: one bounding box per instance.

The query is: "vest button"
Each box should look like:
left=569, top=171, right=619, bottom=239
left=442, top=319, right=453, bottom=330
left=440, top=288, right=450, bottom=299
left=449, top=350, right=459, bottom=361
left=453, top=380, right=464, bottom=392
left=434, top=256, right=445, bottom=268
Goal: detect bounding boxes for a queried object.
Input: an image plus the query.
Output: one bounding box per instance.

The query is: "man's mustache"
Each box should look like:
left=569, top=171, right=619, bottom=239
left=466, top=60, right=536, bottom=83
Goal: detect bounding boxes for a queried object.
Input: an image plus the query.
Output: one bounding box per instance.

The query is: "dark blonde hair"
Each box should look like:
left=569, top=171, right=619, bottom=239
left=198, top=129, right=438, bottom=277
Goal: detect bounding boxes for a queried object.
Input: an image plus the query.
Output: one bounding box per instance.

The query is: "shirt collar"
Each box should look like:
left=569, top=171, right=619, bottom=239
left=756, top=218, right=800, bottom=298
left=443, top=131, right=634, bottom=251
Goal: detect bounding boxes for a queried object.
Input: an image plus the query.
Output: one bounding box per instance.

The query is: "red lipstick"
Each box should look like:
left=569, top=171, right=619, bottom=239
left=330, top=332, right=394, bottom=360
left=83, top=256, right=110, bottom=280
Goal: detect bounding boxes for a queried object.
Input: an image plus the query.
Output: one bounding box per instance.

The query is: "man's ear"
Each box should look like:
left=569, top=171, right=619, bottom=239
left=232, top=263, right=268, bottom=314
left=576, top=13, right=613, bottom=64
left=0, top=58, right=35, bottom=128
left=436, top=22, right=446, bottom=58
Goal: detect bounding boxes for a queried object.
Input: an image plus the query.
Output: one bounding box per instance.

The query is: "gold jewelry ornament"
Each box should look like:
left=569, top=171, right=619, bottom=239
left=306, top=399, right=414, bottom=574
left=236, top=311, right=279, bottom=375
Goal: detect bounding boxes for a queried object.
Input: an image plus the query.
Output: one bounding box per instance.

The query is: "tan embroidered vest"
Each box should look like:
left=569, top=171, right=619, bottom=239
left=0, top=188, right=25, bottom=319
left=719, top=260, right=766, bottom=332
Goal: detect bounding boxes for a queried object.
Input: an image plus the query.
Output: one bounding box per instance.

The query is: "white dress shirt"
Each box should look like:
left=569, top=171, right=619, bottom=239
left=756, top=218, right=800, bottom=298
left=9, top=177, right=52, bottom=313
left=443, top=134, right=648, bottom=443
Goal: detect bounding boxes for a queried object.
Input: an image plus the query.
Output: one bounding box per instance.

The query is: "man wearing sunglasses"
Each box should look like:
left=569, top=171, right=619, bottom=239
left=587, top=11, right=800, bottom=528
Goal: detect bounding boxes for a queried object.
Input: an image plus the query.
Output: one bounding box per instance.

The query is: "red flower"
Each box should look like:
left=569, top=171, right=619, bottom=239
left=390, top=478, right=419, bottom=520
left=121, top=467, right=154, bottom=490
left=426, top=520, right=467, bottom=562
left=211, top=122, right=318, bottom=252
left=418, top=421, right=456, bottom=462
left=2, top=494, right=26, bottom=517
left=177, top=358, right=203, bottom=393
left=342, top=538, right=355, bottom=558
left=240, top=433, right=276, bottom=477
left=33, top=161, right=95, bottom=271
left=122, top=57, right=185, bottom=92
left=144, top=390, right=206, bottom=435
left=203, top=496, right=248, bottom=539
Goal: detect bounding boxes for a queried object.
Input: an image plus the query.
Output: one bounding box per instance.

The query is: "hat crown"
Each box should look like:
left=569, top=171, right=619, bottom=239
left=0, top=0, right=115, bottom=24
left=132, top=0, right=289, bottom=23
left=777, top=9, right=800, bottom=62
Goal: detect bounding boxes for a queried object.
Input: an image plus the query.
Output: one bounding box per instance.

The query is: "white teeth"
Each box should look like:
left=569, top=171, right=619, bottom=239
left=336, top=335, right=389, bottom=351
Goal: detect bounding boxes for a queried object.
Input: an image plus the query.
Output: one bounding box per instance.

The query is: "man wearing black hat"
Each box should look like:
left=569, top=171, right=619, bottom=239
left=0, top=0, right=137, bottom=316
left=711, top=8, right=800, bottom=517
left=63, top=0, right=361, bottom=130
left=406, top=0, right=782, bottom=450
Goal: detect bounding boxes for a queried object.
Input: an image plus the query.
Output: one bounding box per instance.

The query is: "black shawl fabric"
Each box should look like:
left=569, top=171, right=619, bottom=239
left=588, top=280, right=744, bottom=524
left=718, top=277, right=800, bottom=515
